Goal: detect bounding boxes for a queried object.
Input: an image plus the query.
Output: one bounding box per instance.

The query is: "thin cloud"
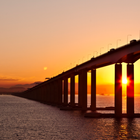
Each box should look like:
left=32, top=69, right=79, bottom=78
left=0, top=78, right=19, bottom=81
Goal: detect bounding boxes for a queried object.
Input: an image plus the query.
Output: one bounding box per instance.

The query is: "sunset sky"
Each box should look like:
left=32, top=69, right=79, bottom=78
left=1, top=0, right=140, bottom=95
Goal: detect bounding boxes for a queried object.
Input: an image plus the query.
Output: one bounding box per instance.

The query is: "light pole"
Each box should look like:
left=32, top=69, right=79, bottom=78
left=100, top=47, right=104, bottom=54
left=108, top=43, right=112, bottom=51
left=116, top=39, right=121, bottom=48
left=82, top=56, right=85, bottom=62
left=127, top=34, right=131, bottom=43
left=88, top=54, right=91, bottom=60
left=95, top=51, right=98, bottom=57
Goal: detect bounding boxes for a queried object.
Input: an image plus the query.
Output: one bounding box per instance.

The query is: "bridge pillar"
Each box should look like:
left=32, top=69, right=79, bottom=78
left=54, top=82, right=57, bottom=105
left=55, top=81, right=59, bottom=105
left=47, top=85, right=50, bottom=103
left=64, top=77, right=68, bottom=106
left=115, top=63, right=122, bottom=117
left=79, top=69, right=87, bottom=111
left=70, top=74, right=75, bottom=107
left=48, top=83, right=52, bottom=104
left=44, top=85, right=47, bottom=103
left=127, top=63, right=134, bottom=117
left=50, top=83, right=54, bottom=104
left=78, top=74, right=82, bottom=107
left=41, top=86, right=44, bottom=102
left=91, top=69, right=96, bottom=111
left=58, top=79, right=62, bottom=105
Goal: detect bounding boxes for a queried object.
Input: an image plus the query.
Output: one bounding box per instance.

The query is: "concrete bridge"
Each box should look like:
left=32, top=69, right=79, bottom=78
left=18, top=39, right=140, bottom=118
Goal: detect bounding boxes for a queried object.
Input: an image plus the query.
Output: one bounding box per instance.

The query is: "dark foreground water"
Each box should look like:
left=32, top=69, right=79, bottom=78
left=0, top=95, right=140, bottom=140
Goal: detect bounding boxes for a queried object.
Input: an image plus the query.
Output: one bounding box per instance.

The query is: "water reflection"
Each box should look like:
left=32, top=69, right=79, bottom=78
left=114, top=118, right=140, bottom=139
left=119, top=123, right=128, bottom=139
left=1, top=95, right=140, bottom=140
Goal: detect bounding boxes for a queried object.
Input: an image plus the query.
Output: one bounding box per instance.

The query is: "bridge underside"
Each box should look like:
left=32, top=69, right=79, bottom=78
left=16, top=40, right=140, bottom=118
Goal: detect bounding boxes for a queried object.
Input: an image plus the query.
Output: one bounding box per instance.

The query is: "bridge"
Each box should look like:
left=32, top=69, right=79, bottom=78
left=17, top=39, right=140, bottom=118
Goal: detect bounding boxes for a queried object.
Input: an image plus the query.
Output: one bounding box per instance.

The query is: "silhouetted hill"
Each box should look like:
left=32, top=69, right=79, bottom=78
left=0, top=87, right=26, bottom=93
left=0, top=81, right=42, bottom=94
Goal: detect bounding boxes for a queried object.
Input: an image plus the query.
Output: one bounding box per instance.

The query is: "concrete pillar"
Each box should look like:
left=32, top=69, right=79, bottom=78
left=79, top=69, right=87, bottom=111
left=53, top=82, right=57, bottom=105
left=45, top=85, right=47, bottom=102
left=70, top=74, right=75, bottom=107
left=58, top=79, right=62, bottom=105
left=78, top=74, right=82, bottom=107
left=91, top=69, right=96, bottom=111
left=49, top=83, right=53, bottom=104
left=127, top=63, right=134, bottom=117
left=48, top=84, right=51, bottom=104
left=49, top=83, right=52, bottom=104
left=44, top=85, right=47, bottom=103
left=115, top=63, right=122, bottom=117
left=64, top=77, right=68, bottom=106
left=55, top=81, right=59, bottom=105
left=52, top=82, right=55, bottom=104
left=46, top=85, right=49, bottom=103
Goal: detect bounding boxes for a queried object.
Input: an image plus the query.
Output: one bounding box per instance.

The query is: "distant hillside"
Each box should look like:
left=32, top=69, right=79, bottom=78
left=0, top=87, right=26, bottom=93
left=0, top=81, right=42, bottom=94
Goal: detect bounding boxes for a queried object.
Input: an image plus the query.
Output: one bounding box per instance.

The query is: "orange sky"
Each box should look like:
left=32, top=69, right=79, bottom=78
left=1, top=0, right=140, bottom=95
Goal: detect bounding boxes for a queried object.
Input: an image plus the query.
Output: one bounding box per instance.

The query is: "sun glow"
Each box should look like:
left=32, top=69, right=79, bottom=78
left=122, top=77, right=128, bottom=84
left=44, top=67, right=47, bottom=70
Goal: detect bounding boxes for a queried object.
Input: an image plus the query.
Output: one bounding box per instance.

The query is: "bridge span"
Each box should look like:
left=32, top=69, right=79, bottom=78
left=17, top=39, right=140, bottom=118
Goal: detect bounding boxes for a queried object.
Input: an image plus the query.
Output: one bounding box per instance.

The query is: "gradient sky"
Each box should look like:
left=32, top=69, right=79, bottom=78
left=1, top=0, right=140, bottom=91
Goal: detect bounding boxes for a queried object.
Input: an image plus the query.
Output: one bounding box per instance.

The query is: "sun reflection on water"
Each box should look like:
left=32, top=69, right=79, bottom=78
left=119, top=124, right=128, bottom=139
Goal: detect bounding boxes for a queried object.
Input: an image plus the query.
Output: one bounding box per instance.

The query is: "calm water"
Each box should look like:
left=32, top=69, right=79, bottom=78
left=69, top=95, right=140, bottom=114
left=0, top=95, right=140, bottom=140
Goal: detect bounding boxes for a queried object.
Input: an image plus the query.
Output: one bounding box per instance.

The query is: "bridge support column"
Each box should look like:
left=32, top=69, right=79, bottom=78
left=79, top=69, right=87, bottom=111
left=127, top=63, right=134, bottom=117
left=58, top=79, right=62, bottom=105
left=44, top=86, right=47, bottom=102
left=50, top=83, right=54, bottom=104
left=91, top=69, right=96, bottom=111
left=54, top=82, right=57, bottom=105
left=70, top=75, right=75, bottom=107
left=46, top=86, right=48, bottom=103
left=64, top=78, right=68, bottom=106
left=48, top=83, right=51, bottom=104
left=49, top=83, right=52, bottom=104
left=55, top=81, right=59, bottom=105
left=78, top=74, right=82, bottom=107
left=115, top=63, right=122, bottom=117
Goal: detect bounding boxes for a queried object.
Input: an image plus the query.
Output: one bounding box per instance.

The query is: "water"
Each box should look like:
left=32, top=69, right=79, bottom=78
left=69, top=95, right=140, bottom=113
left=0, top=95, right=140, bottom=140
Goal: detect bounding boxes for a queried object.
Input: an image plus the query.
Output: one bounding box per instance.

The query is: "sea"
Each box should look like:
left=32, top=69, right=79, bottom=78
left=0, top=95, right=140, bottom=140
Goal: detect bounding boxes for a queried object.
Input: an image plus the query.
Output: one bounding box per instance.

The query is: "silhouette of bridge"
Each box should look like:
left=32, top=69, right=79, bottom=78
left=17, top=39, right=140, bottom=118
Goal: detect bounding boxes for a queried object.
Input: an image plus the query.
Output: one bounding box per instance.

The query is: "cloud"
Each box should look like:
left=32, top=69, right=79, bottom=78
left=0, top=78, right=19, bottom=81
left=13, top=81, right=42, bottom=89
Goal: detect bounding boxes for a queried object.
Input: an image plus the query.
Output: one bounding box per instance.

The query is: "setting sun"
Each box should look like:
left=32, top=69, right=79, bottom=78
left=122, top=78, right=127, bottom=84
left=44, top=67, right=47, bottom=70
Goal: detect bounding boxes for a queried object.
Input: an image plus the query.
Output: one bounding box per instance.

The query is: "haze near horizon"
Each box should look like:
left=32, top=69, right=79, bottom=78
left=1, top=0, right=140, bottom=95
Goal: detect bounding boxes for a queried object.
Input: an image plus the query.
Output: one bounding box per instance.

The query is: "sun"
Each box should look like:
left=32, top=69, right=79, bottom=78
left=44, top=67, right=47, bottom=70
left=122, top=78, right=127, bottom=84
